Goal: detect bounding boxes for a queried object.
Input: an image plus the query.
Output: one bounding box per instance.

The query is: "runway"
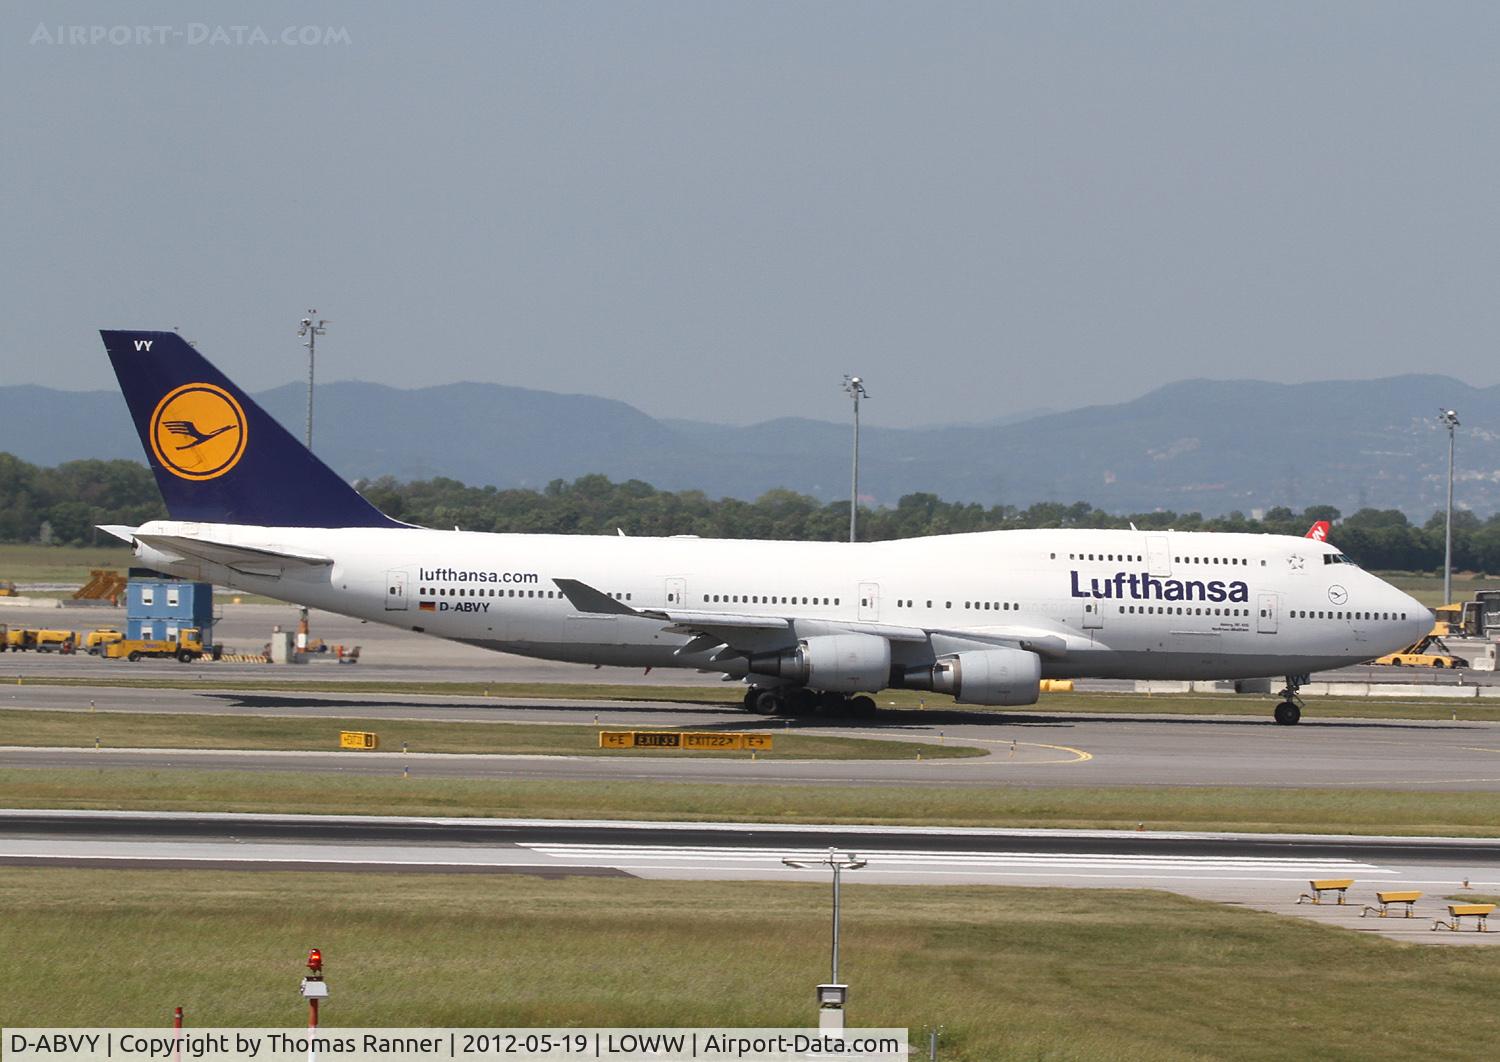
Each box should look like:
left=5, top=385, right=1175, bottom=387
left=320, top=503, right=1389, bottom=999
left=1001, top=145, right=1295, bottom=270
left=3, top=811, right=1495, bottom=945
left=4, top=683, right=1500, bottom=789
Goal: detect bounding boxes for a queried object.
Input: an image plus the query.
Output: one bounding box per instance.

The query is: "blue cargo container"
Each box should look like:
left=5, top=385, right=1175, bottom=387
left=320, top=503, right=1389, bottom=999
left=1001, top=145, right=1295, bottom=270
left=126, top=573, right=214, bottom=643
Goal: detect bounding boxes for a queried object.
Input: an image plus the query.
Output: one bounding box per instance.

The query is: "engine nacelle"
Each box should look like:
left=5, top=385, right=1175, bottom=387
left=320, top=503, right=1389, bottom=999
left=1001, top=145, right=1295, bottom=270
left=750, top=633, right=892, bottom=693
left=911, top=647, right=1041, bottom=706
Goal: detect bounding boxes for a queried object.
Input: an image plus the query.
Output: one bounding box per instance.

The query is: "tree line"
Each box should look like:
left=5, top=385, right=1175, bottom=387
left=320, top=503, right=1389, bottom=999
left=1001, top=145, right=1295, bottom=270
left=4, top=451, right=1499, bottom=574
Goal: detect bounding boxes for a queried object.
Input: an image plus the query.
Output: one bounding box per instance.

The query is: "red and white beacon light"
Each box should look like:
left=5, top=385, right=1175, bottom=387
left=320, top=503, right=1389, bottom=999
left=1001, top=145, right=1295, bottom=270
left=299, top=948, right=329, bottom=1028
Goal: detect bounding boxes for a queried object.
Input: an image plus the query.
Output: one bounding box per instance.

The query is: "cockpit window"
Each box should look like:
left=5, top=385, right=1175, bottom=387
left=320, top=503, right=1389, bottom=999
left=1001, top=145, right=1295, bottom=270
left=1322, top=553, right=1355, bottom=566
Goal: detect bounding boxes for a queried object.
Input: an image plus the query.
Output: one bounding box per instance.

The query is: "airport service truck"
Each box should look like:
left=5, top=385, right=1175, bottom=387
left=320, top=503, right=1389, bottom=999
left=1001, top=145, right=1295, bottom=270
left=103, top=627, right=220, bottom=663
left=1, top=627, right=78, bottom=652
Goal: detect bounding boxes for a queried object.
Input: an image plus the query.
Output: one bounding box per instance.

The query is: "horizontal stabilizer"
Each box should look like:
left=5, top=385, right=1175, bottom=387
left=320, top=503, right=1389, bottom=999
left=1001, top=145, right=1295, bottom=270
left=133, top=533, right=333, bottom=577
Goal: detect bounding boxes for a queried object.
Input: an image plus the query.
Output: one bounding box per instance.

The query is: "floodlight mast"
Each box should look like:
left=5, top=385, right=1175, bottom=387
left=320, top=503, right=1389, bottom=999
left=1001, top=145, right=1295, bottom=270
left=842, top=376, right=869, bottom=543
left=782, top=847, right=867, bottom=983
left=297, top=311, right=328, bottom=449
left=1440, top=409, right=1460, bottom=607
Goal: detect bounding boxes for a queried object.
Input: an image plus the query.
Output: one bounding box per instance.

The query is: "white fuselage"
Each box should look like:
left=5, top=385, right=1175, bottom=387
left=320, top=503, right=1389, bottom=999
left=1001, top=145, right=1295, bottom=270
left=126, top=522, right=1430, bottom=684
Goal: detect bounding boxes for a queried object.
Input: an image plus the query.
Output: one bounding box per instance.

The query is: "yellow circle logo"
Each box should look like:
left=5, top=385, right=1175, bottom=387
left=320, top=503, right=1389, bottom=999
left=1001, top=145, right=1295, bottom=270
left=149, top=383, right=248, bottom=480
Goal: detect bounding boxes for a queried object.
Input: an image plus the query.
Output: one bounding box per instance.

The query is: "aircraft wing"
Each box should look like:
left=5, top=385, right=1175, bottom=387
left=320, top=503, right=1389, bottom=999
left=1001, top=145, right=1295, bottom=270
left=553, top=578, right=794, bottom=631
left=554, top=577, right=1068, bottom=659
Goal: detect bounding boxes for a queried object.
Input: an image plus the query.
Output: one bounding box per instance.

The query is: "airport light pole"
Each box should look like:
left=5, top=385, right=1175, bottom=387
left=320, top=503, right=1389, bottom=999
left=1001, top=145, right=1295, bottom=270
left=296, top=313, right=327, bottom=647
left=783, top=847, right=866, bottom=1027
left=842, top=376, right=869, bottom=543
left=297, top=312, right=328, bottom=449
left=1440, top=409, right=1460, bottom=606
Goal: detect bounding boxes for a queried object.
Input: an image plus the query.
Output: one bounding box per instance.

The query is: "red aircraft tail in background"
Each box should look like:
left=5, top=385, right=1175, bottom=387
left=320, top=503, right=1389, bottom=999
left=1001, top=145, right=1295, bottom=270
left=1305, top=520, right=1331, bottom=541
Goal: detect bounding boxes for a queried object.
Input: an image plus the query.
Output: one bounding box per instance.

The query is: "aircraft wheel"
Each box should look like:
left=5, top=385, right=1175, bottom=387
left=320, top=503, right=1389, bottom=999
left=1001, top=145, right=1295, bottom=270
left=1273, top=701, right=1301, bottom=726
left=784, top=688, right=819, bottom=715
left=848, top=694, right=878, bottom=717
left=752, top=689, right=785, bottom=715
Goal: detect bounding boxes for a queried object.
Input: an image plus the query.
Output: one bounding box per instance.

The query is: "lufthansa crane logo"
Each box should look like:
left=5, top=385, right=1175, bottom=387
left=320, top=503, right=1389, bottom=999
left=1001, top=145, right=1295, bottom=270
left=1328, top=585, right=1349, bottom=605
left=148, top=383, right=248, bottom=480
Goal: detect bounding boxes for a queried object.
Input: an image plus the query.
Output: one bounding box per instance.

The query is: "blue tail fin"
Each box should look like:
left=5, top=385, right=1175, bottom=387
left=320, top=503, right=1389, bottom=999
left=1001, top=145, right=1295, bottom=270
left=101, top=330, right=400, bottom=528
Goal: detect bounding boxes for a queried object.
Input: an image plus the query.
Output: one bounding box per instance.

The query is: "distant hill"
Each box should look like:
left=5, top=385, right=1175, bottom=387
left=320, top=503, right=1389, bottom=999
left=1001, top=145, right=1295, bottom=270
left=1, top=374, right=1494, bottom=517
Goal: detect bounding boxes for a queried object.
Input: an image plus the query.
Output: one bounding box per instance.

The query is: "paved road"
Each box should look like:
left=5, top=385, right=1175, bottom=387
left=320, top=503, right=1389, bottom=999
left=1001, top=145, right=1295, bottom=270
left=1, top=602, right=713, bottom=684
left=2, top=811, right=1494, bottom=945
left=4, top=683, right=1500, bottom=788
left=6, top=601, right=1497, bottom=687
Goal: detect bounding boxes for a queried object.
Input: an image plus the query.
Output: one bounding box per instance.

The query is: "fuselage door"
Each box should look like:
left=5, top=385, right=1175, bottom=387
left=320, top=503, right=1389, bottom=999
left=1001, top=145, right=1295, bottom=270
left=1147, top=535, right=1172, bottom=577
left=1082, top=600, right=1104, bottom=629
left=385, top=570, right=408, bottom=611
left=1257, top=592, right=1279, bottom=634
left=665, top=577, right=687, bottom=607
left=858, top=582, right=879, bottom=622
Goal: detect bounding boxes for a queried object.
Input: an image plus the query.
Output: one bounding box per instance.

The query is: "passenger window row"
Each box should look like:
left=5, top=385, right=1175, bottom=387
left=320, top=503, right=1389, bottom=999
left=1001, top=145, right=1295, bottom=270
left=893, top=600, right=1021, bottom=612
left=702, top=594, right=837, bottom=606
left=1056, top=551, right=1260, bottom=567
left=1120, top=605, right=1247, bottom=616
left=1293, top=610, right=1407, bottom=621
left=417, top=586, right=632, bottom=601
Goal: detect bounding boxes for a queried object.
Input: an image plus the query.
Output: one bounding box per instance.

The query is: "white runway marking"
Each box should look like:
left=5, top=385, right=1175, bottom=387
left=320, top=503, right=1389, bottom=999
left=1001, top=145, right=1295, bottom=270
left=521, top=843, right=1391, bottom=879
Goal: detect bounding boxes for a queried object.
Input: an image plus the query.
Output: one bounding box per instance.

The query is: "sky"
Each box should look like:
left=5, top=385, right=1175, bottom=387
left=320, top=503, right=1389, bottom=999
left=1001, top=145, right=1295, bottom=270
left=4, top=2, right=1499, bottom=427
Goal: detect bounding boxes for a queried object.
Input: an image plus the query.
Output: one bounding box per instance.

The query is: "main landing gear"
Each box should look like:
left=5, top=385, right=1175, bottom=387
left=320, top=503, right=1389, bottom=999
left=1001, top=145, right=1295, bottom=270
left=1273, top=675, right=1308, bottom=726
left=743, top=686, right=877, bottom=718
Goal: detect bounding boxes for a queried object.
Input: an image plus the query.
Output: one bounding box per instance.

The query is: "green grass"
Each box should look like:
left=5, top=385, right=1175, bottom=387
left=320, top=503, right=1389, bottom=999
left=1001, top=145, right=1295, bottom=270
left=0, top=869, right=1497, bottom=1060
left=3, top=768, right=1499, bottom=836
left=0, top=709, right=977, bottom=760
left=0, top=542, right=133, bottom=585
left=1377, top=569, right=1498, bottom=607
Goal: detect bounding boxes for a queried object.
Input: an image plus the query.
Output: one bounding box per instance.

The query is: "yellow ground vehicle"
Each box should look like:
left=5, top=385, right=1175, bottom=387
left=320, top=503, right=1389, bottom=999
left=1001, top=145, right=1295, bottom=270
left=103, top=627, right=219, bottom=663
left=1433, top=601, right=1486, bottom=638
left=1374, top=631, right=1468, bottom=669
left=83, top=628, right=124, bottom=654
left=1, top=627, right=78, bottom=652
left=32, top=629, right=79, bottom=653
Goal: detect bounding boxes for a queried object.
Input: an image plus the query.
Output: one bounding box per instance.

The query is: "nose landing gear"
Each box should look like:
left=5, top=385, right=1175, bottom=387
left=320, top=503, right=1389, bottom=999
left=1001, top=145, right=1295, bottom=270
left=1273, top=674, right=1308, bottom=725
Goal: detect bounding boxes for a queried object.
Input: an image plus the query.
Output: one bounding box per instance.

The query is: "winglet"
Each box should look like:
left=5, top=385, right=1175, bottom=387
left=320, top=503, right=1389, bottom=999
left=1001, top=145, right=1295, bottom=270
left=554, top=577, right=641, bottom=616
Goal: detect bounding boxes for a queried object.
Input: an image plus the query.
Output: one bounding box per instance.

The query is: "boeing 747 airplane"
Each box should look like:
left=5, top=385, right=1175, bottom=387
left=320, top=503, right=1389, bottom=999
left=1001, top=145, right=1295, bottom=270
left=98, top=330, right=1430, bottom=725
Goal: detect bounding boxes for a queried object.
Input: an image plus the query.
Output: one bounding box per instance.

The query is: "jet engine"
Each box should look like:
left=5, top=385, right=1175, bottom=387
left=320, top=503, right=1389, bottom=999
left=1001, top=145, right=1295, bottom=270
left=908, top=647, right=1041, bottom=706
left=749, top=633, right=892, bottom=693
